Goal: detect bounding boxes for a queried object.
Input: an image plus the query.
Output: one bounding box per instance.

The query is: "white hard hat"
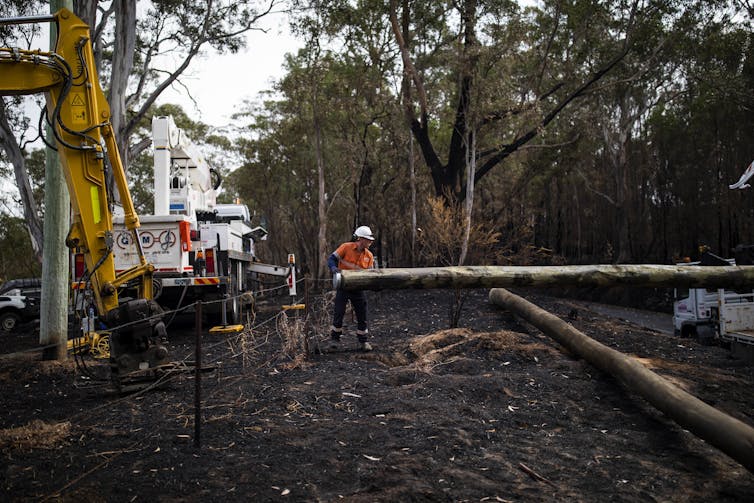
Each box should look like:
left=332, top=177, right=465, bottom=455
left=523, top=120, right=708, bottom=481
left=354, top=225, right=375, bottom=240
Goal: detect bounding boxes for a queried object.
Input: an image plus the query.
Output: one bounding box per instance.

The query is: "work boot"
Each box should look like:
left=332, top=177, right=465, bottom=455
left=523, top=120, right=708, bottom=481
left=360, top=341, right=373, bottom=352
left=328, top=334, right=341, bottom=351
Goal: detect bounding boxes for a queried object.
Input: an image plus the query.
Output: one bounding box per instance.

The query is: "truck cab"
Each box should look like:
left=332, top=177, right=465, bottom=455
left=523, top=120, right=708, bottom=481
left=673, top=252, right=754, bottom=347
left=673, top=286, right=722, bottom=342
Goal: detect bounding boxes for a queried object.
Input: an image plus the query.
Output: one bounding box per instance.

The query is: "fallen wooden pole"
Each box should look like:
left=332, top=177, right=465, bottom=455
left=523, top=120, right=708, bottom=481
left=335, top=265, right=754, bottom=291
left=488, top=287, right=754, bottom=474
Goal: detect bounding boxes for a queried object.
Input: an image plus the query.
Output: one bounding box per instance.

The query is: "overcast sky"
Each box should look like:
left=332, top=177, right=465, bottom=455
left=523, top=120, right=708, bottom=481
left=156, top=11, right=301, bottom=129
left=1, top=11, right=300, bottom=215
left=21, top=8, right=300, bottom=130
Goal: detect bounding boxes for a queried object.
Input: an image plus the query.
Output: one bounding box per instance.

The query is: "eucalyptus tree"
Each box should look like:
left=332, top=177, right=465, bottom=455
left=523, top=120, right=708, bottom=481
left=73, top=0, right=281, bottom=167
left=517, top=0, right=753, bottom=263
left=388, top=0, right=647, bottom=204
left=388, top=0, right=737, bottom=224
left=0, top=1, right=280, bottom=263
left=551, top=0, right=690, bottom=263
left=647, top=6, right=754, bottom=259
left=233, top=2, right=412, bottom=275
left=228, top=94, right=322, bottom=268
left=229, top=46, right=403, bottom=275
left=0, top=0, right=47, bottom=262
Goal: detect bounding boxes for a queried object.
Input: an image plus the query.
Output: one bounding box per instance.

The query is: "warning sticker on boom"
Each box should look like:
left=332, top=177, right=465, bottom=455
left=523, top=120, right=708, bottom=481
left=70, top=93, right=86, bottom=125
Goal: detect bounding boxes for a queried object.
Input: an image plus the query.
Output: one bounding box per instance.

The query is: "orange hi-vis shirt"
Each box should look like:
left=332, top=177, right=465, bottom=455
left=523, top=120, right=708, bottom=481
left=333, top=242, right=374, bottom=270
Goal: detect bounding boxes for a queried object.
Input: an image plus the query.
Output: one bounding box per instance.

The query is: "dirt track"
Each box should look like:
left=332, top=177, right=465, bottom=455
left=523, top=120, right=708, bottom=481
left=1, top=288, right=753, bottom=501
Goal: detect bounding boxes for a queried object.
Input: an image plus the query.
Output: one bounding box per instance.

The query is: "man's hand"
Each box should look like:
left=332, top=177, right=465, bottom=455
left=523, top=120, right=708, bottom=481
left=330, top=267, right=340, bottom=275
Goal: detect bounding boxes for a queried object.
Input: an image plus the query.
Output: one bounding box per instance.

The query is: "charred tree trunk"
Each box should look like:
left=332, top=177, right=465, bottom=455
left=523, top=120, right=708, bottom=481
left=315, top=116, right=328, bottom=280
left=488, top=288, right=754, bottom=474
left=336, top=265, right=754, bottom=291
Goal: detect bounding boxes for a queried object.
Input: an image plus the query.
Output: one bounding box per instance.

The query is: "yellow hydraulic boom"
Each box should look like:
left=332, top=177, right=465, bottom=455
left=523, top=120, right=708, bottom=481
left=0, top=9, right=168, bottom=387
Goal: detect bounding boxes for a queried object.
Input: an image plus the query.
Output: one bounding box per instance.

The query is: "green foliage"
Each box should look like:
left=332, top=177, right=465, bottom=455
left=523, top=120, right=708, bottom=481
left=0, top=213, right=40, bottom=281
left=644, top=17, right=754, bottom=258
left=4, top=0, right=753, bottom=277
left=0, top=1, right=45, bottom=46
left=24, top=149, right=45, bottom=214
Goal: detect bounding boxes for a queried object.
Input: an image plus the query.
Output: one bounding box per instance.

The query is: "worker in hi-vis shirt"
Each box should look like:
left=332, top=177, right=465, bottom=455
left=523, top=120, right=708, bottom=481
left=327, top=226, right=375, bottom=351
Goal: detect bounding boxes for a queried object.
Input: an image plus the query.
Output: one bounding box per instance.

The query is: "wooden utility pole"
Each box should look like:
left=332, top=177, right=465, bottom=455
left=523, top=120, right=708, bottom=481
left=40, top=0, right=73, bottom=360
left=488, top=288, right=754, bottom=474
left=335, top=264, right=754, bottom=291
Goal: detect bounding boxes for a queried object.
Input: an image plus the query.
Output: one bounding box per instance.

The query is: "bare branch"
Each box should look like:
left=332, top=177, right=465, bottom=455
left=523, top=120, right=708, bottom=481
left=388, top=0, right=429, bottom=121
left=472, top=39, right=632, bottom=185
left=575, top=166, right=616, bottom=206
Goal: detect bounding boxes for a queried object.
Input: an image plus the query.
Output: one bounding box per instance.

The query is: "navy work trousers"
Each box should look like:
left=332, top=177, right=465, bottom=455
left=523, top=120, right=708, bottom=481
left=331, top=289, right=368, bottom=342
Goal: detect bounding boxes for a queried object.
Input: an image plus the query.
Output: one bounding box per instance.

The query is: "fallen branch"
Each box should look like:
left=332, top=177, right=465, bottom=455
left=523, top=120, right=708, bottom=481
left=518, top=462, right=558, bottom=488
left=489, top=288, right=754, bottom=474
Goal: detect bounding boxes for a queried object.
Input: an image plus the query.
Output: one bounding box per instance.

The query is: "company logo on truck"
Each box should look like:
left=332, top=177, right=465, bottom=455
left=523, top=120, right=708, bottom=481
left=116, top=230, right=177, bottom=251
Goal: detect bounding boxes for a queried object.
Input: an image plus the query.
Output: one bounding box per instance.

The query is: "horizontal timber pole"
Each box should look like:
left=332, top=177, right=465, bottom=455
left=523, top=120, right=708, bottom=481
left=335, top=265, right=754, bottom=291
left=489, top=288, right=754, bottom=474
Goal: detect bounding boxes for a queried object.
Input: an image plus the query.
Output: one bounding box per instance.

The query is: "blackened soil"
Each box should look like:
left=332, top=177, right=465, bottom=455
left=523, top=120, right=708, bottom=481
left=1, top=289, right=753, bottom=502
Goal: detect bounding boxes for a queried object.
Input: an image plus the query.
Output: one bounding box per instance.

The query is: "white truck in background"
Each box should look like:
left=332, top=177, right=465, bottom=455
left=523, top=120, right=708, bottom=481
left=673, top=250, right=754, bottom=357
left=98, top=116, right=294, bottom=325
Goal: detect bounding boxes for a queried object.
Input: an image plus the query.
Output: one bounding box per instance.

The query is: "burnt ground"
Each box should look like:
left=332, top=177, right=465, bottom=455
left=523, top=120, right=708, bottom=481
left=1, top=288, right=753, bottom=502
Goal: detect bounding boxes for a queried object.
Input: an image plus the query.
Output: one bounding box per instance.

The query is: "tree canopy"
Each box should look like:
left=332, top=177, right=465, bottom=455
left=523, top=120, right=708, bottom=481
left=1, top=0, right=753, bottom=280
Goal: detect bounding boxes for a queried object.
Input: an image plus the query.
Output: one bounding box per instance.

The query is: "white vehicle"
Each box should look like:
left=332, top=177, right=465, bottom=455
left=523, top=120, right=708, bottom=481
left=673, top=252, right=754, bottom=353
left=0, top=279, right=42, bottom=332
left=79, top=116, right=295, bottom=325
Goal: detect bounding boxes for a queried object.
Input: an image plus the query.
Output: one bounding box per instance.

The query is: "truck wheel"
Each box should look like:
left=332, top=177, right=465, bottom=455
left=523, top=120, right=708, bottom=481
left=226, top=295, right=240, bottom=325
left=224, top=277, right=241, bottom=325
left=696, top=325, right=716, bottom=346
left=0, top=311, right=21, bottom=332
left=225, top=260, right=242, bottom=325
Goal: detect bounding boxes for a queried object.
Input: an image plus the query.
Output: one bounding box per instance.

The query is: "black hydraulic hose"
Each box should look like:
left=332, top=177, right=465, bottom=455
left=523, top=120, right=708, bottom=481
left=45, top=54, right=100, bottom=151
left=37, top=106, right=58, bottom=151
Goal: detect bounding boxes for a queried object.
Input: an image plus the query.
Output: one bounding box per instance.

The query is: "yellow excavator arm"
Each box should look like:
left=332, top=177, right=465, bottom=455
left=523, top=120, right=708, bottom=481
left=0, top=9, right=168, bottom=386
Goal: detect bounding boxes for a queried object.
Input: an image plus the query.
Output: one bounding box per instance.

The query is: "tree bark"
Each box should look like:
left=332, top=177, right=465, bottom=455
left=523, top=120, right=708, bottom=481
left=74, top=0, right=114, bottom=73
left=0, top=99, right=43, bottom=261
left=336, top=264, right=754, bottom=291
left=459, top=130, right=475, bottom=266
left=315, top=114, right=328, bottom=279
left=488, top=287, right=754, bottom=474
left=109, top=0, right=136, bottom=169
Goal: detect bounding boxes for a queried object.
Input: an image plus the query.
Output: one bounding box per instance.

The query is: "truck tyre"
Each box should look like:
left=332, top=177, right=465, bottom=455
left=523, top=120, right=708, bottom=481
left=0, top=311, right=21, bottom=333
left=680, top=325, right=695, bottom=339
left=227, top=294, right=240, bottom=325
left=226, top=260, right=241, bottom=325
left=696, top=324, right=716, bottom=346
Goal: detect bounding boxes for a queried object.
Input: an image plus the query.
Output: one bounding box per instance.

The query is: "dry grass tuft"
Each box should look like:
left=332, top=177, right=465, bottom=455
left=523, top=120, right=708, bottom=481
left=306, top=290, right=337, bottom=350
left=277, top=311, right=307, bottom=366
left=226, top=310, right=266, bottom=368
left=0, top=354, right=76, bottom=382
left=409, top=328, right=558, bottom=371
left=0, top=420, right=72, bottom=451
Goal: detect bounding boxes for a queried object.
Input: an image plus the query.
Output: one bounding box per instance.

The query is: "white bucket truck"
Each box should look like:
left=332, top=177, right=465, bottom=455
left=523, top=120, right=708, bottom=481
left=99, top=116, right=294, bottom=325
